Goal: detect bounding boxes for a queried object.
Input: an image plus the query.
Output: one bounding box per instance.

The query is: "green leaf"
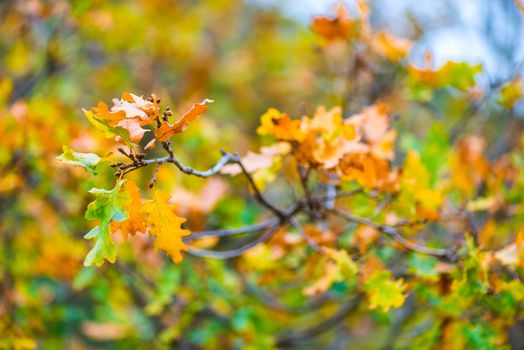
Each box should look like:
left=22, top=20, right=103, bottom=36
left=421, top=123, right=449, bottom=187
left=56, top=145, right=102, bottom=175
left=444, top=62, right=482, bottom=91
left=83, top=109, right=133, bottom=146
left=83, top=179, right=130, bottom=267
left=462, top=323, right=505, bottom=350
left=408, top=254, right=438, bottom=279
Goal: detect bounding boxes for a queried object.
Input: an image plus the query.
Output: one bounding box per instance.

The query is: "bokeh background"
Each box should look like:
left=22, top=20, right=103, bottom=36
left=1, top=0, right=523, bottom=349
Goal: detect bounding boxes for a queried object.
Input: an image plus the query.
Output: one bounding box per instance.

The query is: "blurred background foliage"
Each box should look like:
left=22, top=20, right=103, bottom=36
left=1, top=0, right=524, bottom=349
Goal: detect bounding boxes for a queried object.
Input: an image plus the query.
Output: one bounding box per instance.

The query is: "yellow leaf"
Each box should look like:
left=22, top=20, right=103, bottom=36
left=363, top=270, right=407, bottom=312
left=372, top=32, right=412, bottom=62
left=256, top=108, right=304, bottom=141
left=142, top=190, right=190, bottom=263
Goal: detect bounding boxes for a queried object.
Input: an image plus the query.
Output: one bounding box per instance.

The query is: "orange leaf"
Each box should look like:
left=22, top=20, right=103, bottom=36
left=92, top=101, right=125, bottom=125
left=311, top=4, right=355, bottom=41
left=155, top=99, right=213, bottom=142
left=142, top=190, right=190, bottom=263
left=354, top=225, right=379, bottom=253
left=111, top=181, right=147, bottom=240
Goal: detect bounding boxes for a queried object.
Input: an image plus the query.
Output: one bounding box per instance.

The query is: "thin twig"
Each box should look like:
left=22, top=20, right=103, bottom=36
left=327, top=207, right=454, bottom=259
left=276, top=295, right=362, bottom=347
left=298, top=164, right=314, bottom=211
left=234, top=156, right=286, bottom=219
left=187, top=224, right=282, bottom=259
left=289, top=217, right=325, bottom=254
left=184, top=218, right=279, bottom=242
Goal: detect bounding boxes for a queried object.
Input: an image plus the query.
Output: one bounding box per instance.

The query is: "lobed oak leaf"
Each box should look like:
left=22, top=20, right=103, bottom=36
left=155, top=99, right=213, bottom=142
left=409, top=53, right=482, bottom=92
left=498, top=77, right=523, bottom=108
left=89, top=92, right=161, bottom=144
left=257, top=108, right=304, bottom=141
left=372, top=32, right=412, bottom=62
left=363, top=270, right=407, bottom=312
left=110, top=92, right=160, bottom=125
left=142, top=190, right=191, bottom=263
left=354, top=225, right=380, bottom=254
left=400, top=151, right=443, bottom=219
left=311, top=4, right=356, bottom=42
left=110, top=181, right=147, bottom=240
left=92, top=101, right=125, bottom=124
left=84, top=110, right=133, bottom=146
left=57, top=145, right=102, bottom=175
left=304, top=247, right=357, bottom=296
left=338, top=153, right=398, bottom=191
left=300, top=106, right=343, bottom=139
left=83, top=180, right=130, bottom=267
left=116, top=118, right=149, bottom=144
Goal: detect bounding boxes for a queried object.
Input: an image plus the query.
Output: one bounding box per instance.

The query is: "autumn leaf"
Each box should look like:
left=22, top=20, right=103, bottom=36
left=494, top=231, right=524, bottom=268
left=84, top=180, right=130, bottom=267
left=110, top=181, right=147, bottom=240
left=256, top=108, right=303, bottom=141
left=89, top=93, right=160, bottom=144
left=155, top=99, right=213, bottom=142
left=498, top=77, right=523, bottom=108
left=84, top=110, right=133, bottom=146
left=112, top=92, right=159, bottom=125
left=311, top=4, right=356, bottom=42
left=354, top=225, right=379, bottom=253
left=372, top=32, right=412, bottom=62
left=304, top=247, right=358, bottom=296
left=409, top=53, right=482, bottom=92
left=142, top=190, right=190, bottom=263
left=516, top=0, right=524, bottom=12
left=363, top=270, right=407, bottom=312
left=400, top=151, right=443, bottom=220
left=91, top=101, right=125, bottom=124
left=116, top=118, right=149, bottom=144
left=57, top=145, right=102, bottom=175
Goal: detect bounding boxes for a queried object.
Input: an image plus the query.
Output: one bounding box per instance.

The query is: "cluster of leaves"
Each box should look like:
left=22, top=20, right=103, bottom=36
left=2, top=1, right=524, bottom=349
